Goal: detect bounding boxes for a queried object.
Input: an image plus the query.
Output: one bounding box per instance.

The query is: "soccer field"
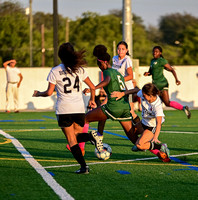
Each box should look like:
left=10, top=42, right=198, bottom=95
left=0, top=110, right=198, bottom=200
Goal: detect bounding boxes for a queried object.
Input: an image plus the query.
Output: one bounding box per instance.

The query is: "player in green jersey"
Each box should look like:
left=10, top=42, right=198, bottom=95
left=84, top=45, right=139, bottom=144
left=144, top=46, right=191, bottom=119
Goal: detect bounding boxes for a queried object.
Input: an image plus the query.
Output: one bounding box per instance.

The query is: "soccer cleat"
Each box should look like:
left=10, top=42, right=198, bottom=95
left=97, top=133, right=104, bottom=141
left=183, top=106, right=191, bottom=119
left=75, top=166, right=89, bottom=174
left=158, top=143, right=171, bottom=162
left=90, top=131, right=103, bottom=152
left=160, top=143, right=170, bottom=158
left=66, top=144, right=85, bottom=156
left=98, top=135, right=103, bottom=141
left=157, top=151, right=171, bottom=162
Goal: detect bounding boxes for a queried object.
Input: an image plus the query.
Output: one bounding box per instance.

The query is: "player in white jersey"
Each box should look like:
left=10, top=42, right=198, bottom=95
left=33, top=43, right=103, bottom=174
left=111, top=83, right=171, bottom=162
left=112, top=41, right=137, bottom=119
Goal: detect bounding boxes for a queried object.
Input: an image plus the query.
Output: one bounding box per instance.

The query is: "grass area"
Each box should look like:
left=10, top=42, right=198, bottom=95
left=0, top=110, right=198, bottom=200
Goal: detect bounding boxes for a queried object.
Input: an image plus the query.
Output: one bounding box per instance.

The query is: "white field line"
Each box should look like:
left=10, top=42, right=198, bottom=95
left=44, top=152, right=198, bottom=169
left=105, top=130, right=198, bottom=134
left=0, top=130, right=74, bottom=200
left=3, top=128, right=198, bottom=134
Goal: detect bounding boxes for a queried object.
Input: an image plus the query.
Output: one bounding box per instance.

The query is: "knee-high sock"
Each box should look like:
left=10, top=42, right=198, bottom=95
left=70, top=144, right=86, bottom=168
left=79, top=123, right=89, bottom=149
left=149, top=149, right=160, bottom=156
left=170, top=101, right=183, bottom=110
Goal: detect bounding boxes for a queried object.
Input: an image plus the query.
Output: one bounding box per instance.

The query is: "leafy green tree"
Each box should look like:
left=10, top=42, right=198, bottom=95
left=159, top=13, right=198, bottom=46
left=0, top=1, right=29, bottom=66
left=1, top=1, right=198, bottom=66
left=181, top=24, right=198, bottom=64
left=69, top=12, right=122, bottom=66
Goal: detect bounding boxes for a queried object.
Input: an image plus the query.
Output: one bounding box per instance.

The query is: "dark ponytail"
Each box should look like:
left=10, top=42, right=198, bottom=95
left=58, top=42, right=86, bottom=74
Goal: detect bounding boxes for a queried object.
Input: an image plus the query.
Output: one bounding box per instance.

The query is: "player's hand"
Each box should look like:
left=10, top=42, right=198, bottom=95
left=83, top=88, right=90, bottom=95
left=89, top=100, right=97, bottom=108
left=33, top=90, right=39, bottom=97
left=151, top=138, right=161, bottom=144
left=88, top=100, right=97, bottom=109
left=144, top=72, right=150, bottom=76
left=111, top=91, right=124, bottom=101
left=11, top=59, right=17, bottom=65
left=176, top=80, right=181, bottom=85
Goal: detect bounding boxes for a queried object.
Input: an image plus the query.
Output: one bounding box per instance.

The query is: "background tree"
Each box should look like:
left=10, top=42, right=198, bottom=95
left=0, top=1, right=29, bottom=66
left=159, top=13, right=198, bottom=46
left=1, top=1, right=198, bottom=67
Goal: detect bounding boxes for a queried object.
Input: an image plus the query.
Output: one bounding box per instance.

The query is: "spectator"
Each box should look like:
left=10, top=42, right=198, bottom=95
left=3, top=59, right=23, bottom=113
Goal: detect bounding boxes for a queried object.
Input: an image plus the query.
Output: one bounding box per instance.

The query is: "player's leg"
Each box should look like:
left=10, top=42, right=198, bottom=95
left=5, top=83, right=12, bottom=112
left=161, top=90, right=191, bottom=119
left=13, top=85, right=19, bottom=112
left=135, top=129, right=154, bottom=150
left=67, top=108, right=106, bottom=154
left=85, top=106, right=108, bottom=123
left=61, top=125, right=89, bottom=174
left=119, top=120, right=139, bottom=144
left=78, top=123, right=89, bottom=153
left=97, top=120, right=106, bottom=140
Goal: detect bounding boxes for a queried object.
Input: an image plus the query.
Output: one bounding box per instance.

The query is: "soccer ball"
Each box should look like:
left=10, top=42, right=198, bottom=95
left=95, top=143, right=112, bottom=160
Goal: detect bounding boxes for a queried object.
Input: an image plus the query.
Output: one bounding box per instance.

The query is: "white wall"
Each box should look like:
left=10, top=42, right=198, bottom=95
left=0, top=65, right=197, bottom=111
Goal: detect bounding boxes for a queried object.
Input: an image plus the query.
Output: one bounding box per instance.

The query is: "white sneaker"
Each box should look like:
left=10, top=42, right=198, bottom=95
left=90, top=131, right=103, bottom=152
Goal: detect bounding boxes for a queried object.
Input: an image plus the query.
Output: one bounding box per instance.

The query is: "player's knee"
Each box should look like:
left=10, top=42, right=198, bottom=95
left=164, top=101, right=170, bottom=106
left=136, top=143, right=144, bottom=150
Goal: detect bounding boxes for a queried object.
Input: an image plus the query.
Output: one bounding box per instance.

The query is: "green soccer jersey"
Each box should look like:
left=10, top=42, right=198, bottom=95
left=101, top=68, right=131, bottom=121
left=150, top=57, right=169, bottom=91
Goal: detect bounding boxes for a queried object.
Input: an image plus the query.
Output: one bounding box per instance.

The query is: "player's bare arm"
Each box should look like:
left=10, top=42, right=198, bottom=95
left=33, top=82, right=55, bottom=97
left=164, top=64, right=181, bottom=85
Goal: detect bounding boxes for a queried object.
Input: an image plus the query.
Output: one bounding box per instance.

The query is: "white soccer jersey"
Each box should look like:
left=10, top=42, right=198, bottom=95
left=47, top=63, right=88, bottom=114
left=112, top=55, right=134, bottom=89
left=137, top=90, right=165, bottom=127
left=6, top=66, right=21, bottom=83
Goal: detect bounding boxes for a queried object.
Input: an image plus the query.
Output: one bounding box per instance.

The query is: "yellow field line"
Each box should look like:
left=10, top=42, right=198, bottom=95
left=0, top=157, right=197, bottom=168
left=0, top=157, right=76, bottom=162
left=0, top=138, right=12, bottom=144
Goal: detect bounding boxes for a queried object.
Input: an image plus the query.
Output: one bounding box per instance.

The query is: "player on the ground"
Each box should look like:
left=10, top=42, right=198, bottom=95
left=144, top=46, right=191, bottom=119
left=111, top=83, right=171, bottom=162
left=33, top=42, right=103, bottom=174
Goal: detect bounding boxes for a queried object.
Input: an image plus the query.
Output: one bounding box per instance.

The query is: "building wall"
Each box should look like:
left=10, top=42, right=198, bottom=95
left=0, top=65, right=197, bottom=111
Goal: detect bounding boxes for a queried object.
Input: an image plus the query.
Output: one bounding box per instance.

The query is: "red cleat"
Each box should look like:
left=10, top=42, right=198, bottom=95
left=157, top=151, right=171, bottom=162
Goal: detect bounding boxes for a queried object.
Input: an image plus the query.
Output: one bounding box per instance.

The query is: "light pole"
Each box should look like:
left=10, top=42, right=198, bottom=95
left=122, top=0, right=133, bottom=58
left=53, top=0, right=58, bottom=66
left=29, top=0, right=33, bottom=67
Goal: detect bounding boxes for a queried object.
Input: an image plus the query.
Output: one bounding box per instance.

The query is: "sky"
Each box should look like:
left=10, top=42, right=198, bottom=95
left=2, top=0, right=198, bottom=26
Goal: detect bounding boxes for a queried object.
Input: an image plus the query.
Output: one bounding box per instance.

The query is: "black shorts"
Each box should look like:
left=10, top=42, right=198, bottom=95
left=56, top=113, right=85, bottom=128
left=141, top=122, right=156, bottom=134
